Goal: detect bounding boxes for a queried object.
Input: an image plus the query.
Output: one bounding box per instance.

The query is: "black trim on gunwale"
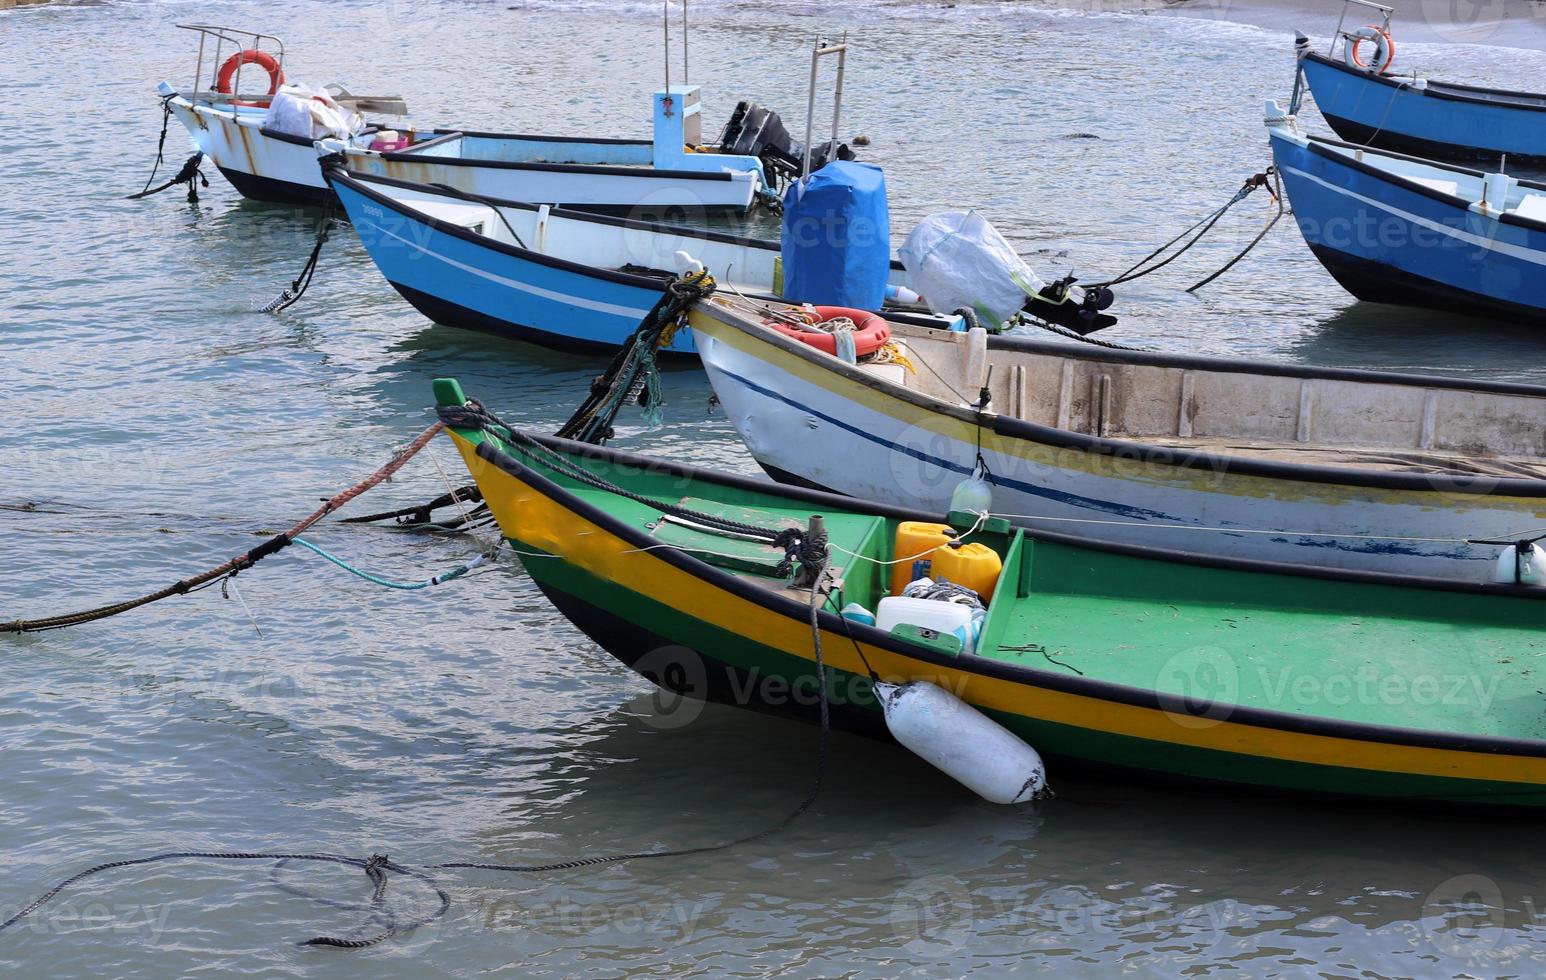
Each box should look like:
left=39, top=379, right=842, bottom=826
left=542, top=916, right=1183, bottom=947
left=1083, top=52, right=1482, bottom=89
left=1284, top=123, right=1546, bottom=234
left=330, top=168, right=910, bottom=273
left=330, top=169, right=751, bottom=291
left=1304, top=52, right=1546, bottom=113
left=463, top=431, right=1546, bottom=763
left=432, top=129, right=653, bottom=147
left=693, top=303, right=1546, bottom=497
left=378, top=143, right=736, bottom=182
left=1294, top=134, right=1546, bottom=236
left=1318, top=112, right=1543, bottom=165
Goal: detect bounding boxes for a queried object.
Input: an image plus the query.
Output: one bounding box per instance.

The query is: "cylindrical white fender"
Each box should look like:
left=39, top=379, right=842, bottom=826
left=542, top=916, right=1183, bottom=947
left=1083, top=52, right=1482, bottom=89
left=1493, top=543, right=1544, bottom=586
left=875, top=680, right=1050, bottom=804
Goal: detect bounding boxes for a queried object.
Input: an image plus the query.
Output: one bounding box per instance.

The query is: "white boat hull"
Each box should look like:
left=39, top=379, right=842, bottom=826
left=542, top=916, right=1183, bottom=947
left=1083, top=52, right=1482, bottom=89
left=166, top=97, right=761, bottom=210
left=693, top=316, right=1546, bottom=583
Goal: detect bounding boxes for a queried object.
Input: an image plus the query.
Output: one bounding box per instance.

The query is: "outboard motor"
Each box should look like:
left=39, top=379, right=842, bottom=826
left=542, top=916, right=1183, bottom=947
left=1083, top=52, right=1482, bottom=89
left=719, top=101, right=854, bottom=191
left=1031, top=275, right=1118, bottom=336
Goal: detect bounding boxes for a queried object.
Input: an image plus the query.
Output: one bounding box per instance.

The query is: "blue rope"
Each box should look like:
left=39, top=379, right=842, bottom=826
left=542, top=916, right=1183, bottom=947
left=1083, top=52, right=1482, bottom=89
left=291, top=538, right=485, bottom=591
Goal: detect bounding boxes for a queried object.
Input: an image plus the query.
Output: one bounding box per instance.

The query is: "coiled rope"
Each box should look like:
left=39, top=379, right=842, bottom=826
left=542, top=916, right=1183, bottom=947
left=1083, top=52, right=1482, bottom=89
left=2, top=558, right=837, bottom=952
left=0, top=422, right=446, bottom=633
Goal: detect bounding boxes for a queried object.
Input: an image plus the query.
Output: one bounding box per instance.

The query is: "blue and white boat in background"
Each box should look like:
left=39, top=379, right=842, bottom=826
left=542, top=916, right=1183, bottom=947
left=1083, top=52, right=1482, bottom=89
left=159, top=24, right=833, bottom=211
left=327, top=169, right=947, bottom=354
left=1267, top=100, right=1546, bottom=324
left=1292, top=3, right=1546, bottom=164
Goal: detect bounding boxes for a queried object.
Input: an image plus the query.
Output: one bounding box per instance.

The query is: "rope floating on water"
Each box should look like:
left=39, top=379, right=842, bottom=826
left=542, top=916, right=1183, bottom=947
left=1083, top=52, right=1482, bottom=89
left=290, top=537, right=496, bottom=590
left=0, top=422, right=447, bottom=633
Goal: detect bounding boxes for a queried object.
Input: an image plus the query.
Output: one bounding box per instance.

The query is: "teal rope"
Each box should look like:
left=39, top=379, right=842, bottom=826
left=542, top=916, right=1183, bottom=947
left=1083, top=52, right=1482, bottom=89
left=291, top=538, right=484, bottom=591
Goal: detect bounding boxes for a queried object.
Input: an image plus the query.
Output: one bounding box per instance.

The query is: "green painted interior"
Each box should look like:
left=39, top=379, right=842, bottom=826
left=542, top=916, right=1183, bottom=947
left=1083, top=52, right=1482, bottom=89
left=440, top=386, right=1546, bottom=771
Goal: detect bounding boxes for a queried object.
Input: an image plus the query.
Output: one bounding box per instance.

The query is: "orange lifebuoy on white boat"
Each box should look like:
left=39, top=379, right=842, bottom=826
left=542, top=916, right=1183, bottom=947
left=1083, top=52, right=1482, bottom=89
left=1345, top=26, right=1395, bottom=75
left=215, top=49, right=285, bottom=106
left=768, top=306, right=890, bottom=358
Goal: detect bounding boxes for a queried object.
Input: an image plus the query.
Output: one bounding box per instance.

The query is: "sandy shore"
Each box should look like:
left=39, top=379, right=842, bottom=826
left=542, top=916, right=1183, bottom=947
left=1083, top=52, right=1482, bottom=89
left=0, top=0, right=60, bottom=8
left=1166, top=0, right=1546, bottom=51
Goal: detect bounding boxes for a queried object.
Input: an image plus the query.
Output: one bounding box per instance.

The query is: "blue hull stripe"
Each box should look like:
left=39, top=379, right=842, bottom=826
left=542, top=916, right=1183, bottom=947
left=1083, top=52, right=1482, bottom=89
left=714, top=363, right=1185, bottom=524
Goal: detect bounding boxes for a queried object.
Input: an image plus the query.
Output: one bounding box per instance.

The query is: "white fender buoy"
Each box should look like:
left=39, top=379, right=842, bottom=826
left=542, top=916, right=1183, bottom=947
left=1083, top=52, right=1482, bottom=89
left=875, top=680, right=1050, bottom=804
left=1493, top=542, right=1544, bottom=586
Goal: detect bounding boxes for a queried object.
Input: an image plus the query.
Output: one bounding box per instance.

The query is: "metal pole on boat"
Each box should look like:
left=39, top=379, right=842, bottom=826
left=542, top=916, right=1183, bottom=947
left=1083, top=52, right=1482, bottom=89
left=802, top=37, right=851, bottom=177
left=682, top=0, right=689, bottom=85
left=803, top=39, right=820, bottom=177
left=828, top=33, right=847, bottom=171
left=663, top=1, right=671, bottom=98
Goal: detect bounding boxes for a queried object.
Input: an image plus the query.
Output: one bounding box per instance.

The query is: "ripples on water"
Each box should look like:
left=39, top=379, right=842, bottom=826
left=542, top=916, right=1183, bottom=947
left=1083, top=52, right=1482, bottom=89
left=2, top=0, right=1544, bottom=975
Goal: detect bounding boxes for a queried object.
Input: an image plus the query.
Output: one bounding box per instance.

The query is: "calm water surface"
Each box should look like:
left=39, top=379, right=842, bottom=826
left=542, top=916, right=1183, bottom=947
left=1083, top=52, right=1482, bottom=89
left=3, top=0, right=1546, bottom=975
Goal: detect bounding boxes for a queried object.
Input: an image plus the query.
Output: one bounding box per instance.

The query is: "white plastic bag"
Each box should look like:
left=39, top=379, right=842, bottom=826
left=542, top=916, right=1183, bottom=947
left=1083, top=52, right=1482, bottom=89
left=898, top=211, right=1045, bottom=329
left=263, top=84, right=364, bottom=141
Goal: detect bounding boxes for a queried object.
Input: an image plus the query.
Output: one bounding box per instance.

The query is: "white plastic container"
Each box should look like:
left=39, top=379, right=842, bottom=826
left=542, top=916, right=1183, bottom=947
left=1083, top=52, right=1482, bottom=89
left=876, top=596, right=975, bottom=638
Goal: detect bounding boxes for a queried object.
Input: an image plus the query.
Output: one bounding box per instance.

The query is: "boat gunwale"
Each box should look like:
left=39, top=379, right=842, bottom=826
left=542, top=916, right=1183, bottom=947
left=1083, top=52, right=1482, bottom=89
left=1302, top=51, right=1546, bottom=113
left=330, top=168, right=749, bottom=291
left=327, top=168, right=913, bottom=291
left=1285, top=129, right=1546, bottom=236
left=459, top=427, right=1546, bottom=764
left=984, top=331, right=1546, bottom=399
left=694, top=301, right=1546, bottom=497
left=430, top=128, right=653, bottom=147
left=174, top=93, right=743, bottom=184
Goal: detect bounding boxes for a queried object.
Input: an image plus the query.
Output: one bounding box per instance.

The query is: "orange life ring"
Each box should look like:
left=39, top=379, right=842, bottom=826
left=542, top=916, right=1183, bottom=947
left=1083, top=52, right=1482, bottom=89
left=1347, top=26, right=1395, bottom=75
left=768, top=306, right=890, bottom=358
left=216, top=49, right=285, bottom=106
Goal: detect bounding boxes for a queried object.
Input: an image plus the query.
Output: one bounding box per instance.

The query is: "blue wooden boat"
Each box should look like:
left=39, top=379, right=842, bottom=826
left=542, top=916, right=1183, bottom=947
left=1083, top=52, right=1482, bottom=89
left=325, top=170, right=949, bottom=354
left=1293, top=27, right=1546, bottom=164
left=1267, top=102, right=1546, bottom=323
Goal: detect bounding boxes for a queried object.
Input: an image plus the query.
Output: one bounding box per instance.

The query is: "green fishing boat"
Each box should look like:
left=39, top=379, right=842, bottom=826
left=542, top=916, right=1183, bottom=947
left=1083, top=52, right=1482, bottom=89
left=436, top=380, right=1546, bottom=808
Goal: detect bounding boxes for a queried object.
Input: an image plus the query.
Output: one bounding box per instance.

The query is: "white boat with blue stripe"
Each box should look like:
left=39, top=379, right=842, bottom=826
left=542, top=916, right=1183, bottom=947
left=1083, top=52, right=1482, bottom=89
left=327, top=169, right=941, bottom=355
left=688, top=295, right=1546, bottom=582
left=156, top=24, right=812, bottom=212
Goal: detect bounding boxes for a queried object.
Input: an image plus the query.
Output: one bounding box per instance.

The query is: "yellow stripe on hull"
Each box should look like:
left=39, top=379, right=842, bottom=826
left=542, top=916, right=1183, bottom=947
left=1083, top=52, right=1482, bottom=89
left=450, top=430, right=1546, bottom=792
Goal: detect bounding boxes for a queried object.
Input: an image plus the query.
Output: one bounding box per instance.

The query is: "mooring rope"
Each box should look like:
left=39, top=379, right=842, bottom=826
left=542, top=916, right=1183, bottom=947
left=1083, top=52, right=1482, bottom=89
left=126, top=96, right=209, bottom=204
left=260, top=206, right=338, bottom=314
left=0, top=422, right=447, bottom=633
left=0, top=851, right=451, bottom=950
left=1090, top=169, right=1275, bottom=289
left=2, top=556, right=838, bottom=952
left=554, top=269, right=717, bottom=444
